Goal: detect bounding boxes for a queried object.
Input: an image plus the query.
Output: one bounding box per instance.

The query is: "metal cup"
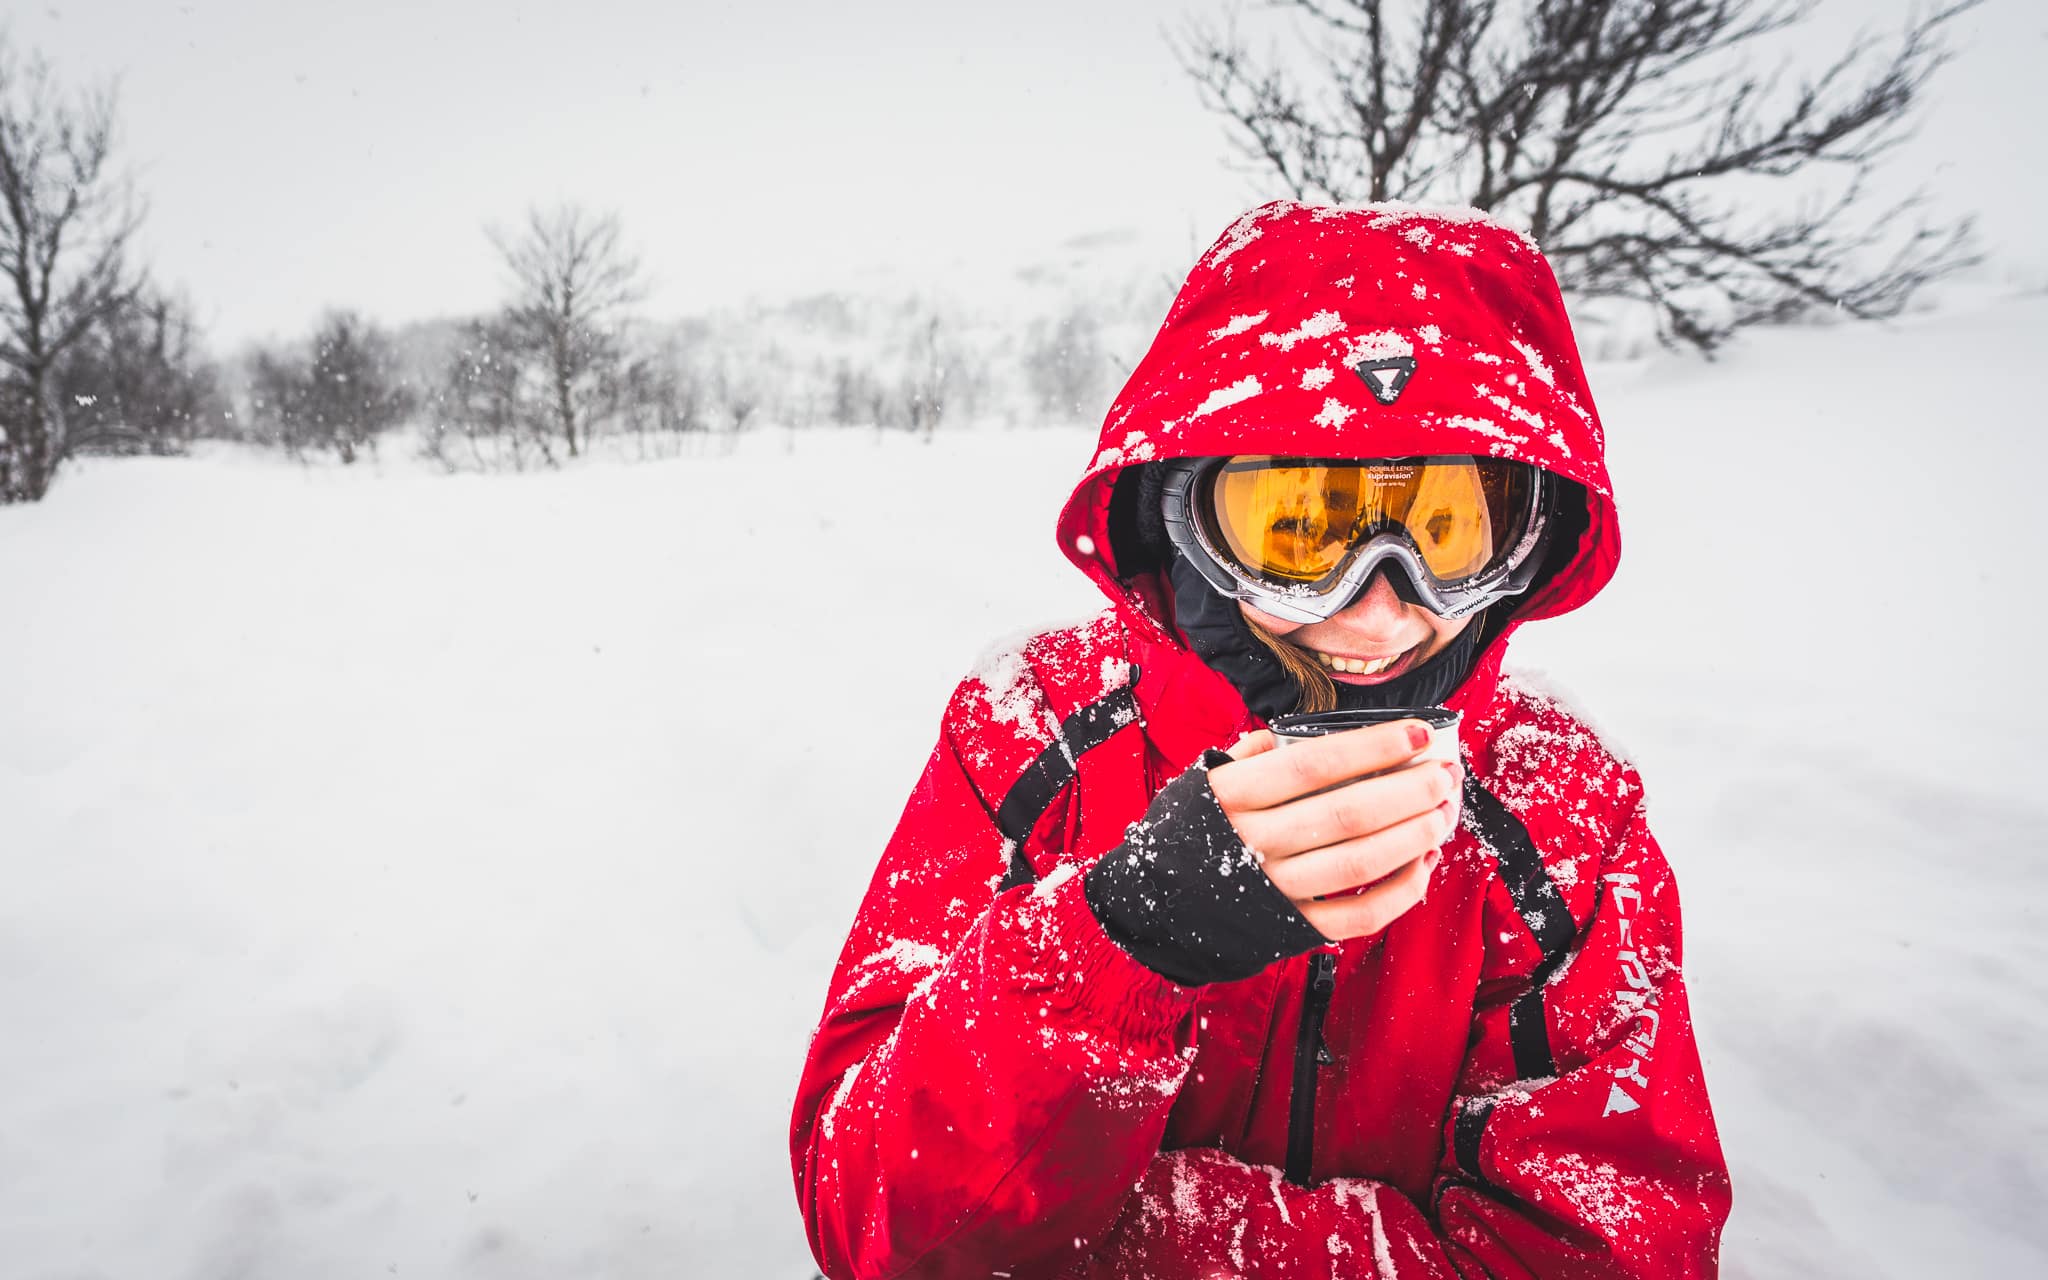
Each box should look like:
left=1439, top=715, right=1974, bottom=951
left=1267, top=706, right=1463, bottom=790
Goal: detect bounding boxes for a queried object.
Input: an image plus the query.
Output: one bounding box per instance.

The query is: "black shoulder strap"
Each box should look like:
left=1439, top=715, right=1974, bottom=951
left=1462, top=775, right=1575, bottom=1079
left=994, top=681, right=1141, bottom=891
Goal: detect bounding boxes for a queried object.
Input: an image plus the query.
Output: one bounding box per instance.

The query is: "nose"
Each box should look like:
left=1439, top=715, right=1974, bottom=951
left=1334, top=566, right=1412, bottom=626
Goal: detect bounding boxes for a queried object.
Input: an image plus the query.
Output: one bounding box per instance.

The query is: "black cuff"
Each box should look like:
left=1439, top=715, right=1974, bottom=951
left=1084, top=748, right=1328, bottom=986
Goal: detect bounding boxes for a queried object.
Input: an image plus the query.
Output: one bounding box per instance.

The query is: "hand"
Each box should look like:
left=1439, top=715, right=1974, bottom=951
left=1209, top=720, right=1461, bottom=941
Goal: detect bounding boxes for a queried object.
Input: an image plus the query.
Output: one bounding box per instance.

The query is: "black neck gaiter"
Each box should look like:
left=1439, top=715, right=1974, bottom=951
left=1166, top=553, right=1499, bottom=721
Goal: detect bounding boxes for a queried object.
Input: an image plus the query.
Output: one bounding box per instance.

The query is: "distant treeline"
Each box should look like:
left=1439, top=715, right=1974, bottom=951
left=52, top=216, right=1177, bottom=475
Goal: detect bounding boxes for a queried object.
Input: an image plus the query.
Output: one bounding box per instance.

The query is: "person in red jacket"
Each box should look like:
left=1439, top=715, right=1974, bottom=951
left=791, top=201, right=1732, bottom=1278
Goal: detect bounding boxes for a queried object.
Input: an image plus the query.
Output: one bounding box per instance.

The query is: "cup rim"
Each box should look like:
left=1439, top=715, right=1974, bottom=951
left=1269, top=706, right=1461, bottom=738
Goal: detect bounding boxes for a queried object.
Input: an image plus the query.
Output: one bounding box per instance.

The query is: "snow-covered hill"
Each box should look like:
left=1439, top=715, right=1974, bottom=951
left=3, top=293, right=2044, bottom=1277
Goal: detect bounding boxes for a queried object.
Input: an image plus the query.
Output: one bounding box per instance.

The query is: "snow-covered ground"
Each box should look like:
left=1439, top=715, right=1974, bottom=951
left=4, top=293, right=2046, bottom=1278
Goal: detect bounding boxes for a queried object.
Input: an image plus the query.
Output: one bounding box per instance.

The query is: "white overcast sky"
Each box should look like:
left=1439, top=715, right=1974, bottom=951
left=13, top=0, right=2042, bottom=349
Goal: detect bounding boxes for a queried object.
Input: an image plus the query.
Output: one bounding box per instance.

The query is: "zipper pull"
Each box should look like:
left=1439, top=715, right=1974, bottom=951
left=1312, top=952, right=1337, bottom=1064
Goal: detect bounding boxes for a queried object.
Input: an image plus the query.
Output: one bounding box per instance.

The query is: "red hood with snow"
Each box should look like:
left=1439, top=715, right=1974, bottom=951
left=1058, top=199, right=1620, bottom=635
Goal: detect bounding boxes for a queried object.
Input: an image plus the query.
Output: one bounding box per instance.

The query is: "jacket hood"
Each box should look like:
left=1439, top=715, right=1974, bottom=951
left=1057, top=200, right=1620, bottom=646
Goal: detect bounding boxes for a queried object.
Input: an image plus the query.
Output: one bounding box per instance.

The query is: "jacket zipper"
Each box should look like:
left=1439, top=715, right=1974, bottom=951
left=1285, top=950, right=1338, bottom=1185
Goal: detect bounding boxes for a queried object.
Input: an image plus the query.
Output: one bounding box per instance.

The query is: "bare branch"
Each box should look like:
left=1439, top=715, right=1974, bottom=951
left=1178, top=0, right=1984, bottom=352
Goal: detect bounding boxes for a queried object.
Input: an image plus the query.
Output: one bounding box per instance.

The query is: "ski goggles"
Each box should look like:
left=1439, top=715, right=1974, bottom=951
left=1160, top=455, right=1553, bottom=622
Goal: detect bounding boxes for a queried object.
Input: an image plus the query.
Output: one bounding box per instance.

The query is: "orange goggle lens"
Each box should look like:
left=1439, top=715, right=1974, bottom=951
left=1207, top=456, right=1534, bottom=586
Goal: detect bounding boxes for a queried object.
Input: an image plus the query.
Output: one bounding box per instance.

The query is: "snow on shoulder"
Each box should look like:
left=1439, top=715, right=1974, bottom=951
left=965, top=631, right=1060, bottom=747
left=1496, top=669, right=1636, bottom=773
left=1483, top=668, right=1642, bottom=858
left=960, top=614, right=1132, bottom=751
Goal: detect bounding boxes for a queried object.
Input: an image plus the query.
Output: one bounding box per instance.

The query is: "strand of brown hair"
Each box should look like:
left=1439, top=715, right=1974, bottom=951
left=1243, top=617, right=1338, bottom=714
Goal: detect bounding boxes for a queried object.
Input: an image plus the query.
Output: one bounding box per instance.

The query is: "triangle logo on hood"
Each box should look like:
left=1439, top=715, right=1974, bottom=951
left=1354, top=357, right=1416, bottom=405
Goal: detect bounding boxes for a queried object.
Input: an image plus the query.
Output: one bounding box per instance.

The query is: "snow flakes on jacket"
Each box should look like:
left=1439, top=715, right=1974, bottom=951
left=792, top=202, right=1730, bottom=1280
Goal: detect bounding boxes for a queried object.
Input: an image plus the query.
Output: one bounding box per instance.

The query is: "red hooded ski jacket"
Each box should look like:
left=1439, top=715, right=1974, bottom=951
left=791, top=203, right=1731, bottom=1279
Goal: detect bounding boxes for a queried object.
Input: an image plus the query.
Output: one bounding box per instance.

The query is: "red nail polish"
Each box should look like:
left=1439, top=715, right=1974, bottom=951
left=1408, top=722, right=1429, bottom=750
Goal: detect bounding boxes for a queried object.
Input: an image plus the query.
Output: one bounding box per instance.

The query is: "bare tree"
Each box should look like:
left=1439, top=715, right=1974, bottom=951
left=0, top=34, right=141, bottom=502
left=424, top=211, right=685, bottom=471
left=422, top=315, right=552, bottom=472
left=249, top=312, right=412, bottom=464
left=490, top=205, right=644, bottom=458
left=56, top=286, right=221, bottom=454
left=714, top=354, right=763, bottom=432
left=1179, top=0, right=1980, bottom=350
left=829, top=358, right=889, bottom=428
left=1023, top=304, right=1111, bottom=422
left=598, top=337, right=709, bottom=459
left=900, top=313, right=967, bottom=437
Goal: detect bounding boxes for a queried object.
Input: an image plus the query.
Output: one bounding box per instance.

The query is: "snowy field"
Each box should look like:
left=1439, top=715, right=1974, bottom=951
left=4, top=293, right=2047, bottom=1278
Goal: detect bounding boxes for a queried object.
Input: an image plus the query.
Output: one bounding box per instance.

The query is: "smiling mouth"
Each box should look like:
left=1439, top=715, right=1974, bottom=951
left=1309, top=643, right=1421, bottom=682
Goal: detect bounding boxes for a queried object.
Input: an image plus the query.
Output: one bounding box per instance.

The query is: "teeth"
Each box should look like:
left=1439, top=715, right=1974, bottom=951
left=1315, top=650, right=1399, bottom=675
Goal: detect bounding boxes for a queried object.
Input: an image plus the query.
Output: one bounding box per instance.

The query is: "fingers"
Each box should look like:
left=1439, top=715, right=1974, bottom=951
left=1205, top=723, right=1459, bottom=948
left=1210, top=719, right=1430, bottom=811
left=1233, top=757, right=1461, bottom=859
left=1296, top=848, right=1442, bottom=942
left=1263, top=797, right=1458, bottom=902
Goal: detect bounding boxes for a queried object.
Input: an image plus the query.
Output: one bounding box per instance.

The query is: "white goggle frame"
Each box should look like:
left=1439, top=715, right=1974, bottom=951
left=1159, top=456, right=1552, bottom=623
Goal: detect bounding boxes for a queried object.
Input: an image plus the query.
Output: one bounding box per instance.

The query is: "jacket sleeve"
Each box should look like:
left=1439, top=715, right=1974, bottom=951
left=789, top=679, right=1203, bottom=1280
left=1073, top=776, right=1731, bottom=1278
